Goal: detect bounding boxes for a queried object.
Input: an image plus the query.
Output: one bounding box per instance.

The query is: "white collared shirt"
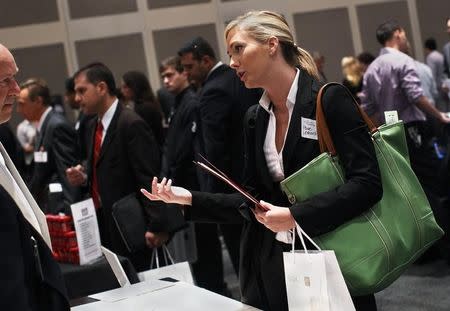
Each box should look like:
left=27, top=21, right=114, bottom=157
left=207, top=61, right=223, bottom=79
left=260, top=68, right=300, bottom=182
left=98, top=98, right=119, bottom=144
left=37, top=106, right=53, bottom=132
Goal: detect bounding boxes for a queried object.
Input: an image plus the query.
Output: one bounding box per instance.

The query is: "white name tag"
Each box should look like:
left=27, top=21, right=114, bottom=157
left=384, top=110, right=399, bottom=124
left=49, top=183, right=63, bottom=193
left=34, top=151, right=48, bottom=163
left=301, top=117, right=317, bottom=140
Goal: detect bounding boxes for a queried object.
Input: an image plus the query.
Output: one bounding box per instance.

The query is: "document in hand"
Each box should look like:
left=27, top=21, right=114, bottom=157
left=193, top=154, right=268, bottom=211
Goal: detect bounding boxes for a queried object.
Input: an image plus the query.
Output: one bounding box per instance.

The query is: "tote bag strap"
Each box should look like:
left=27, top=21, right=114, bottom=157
left=316, top=82, right=378, bottom=155
left=292, top=224, right=322, bottom=253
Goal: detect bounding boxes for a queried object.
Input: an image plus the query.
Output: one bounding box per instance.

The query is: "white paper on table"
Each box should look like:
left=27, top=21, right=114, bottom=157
left=89, top=279, right=175, bottom=303
left=70, top=198, right=102, bottom=265
left=101, top=246, right=130, bottom=288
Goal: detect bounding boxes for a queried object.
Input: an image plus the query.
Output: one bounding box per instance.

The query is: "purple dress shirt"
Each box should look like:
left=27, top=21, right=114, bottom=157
left=360, top=47, right=425, bottom=124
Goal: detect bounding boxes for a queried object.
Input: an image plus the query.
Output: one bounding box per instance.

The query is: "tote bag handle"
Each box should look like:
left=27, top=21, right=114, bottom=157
left=316, top=83, right=378, bottom=156
left=292, top=224, right=322, bottom=254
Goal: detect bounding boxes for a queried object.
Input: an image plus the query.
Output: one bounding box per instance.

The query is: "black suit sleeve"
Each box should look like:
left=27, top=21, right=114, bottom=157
left=126, top=119, right=186, bottom=233
left=290, top=84, right=382, bottom=237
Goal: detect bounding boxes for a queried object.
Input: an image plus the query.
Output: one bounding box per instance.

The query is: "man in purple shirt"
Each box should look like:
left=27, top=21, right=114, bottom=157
left=361, top=21, right=450, bottom=262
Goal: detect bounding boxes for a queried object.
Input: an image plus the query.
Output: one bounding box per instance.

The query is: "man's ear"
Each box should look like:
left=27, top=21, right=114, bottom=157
left=96, top=81, right=108, bottom=96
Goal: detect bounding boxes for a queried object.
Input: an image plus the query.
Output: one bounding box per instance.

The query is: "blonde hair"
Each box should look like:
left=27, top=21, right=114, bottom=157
left=341, top=56, right=362, bottom=87
left=225, top=11, right=320, bottom=80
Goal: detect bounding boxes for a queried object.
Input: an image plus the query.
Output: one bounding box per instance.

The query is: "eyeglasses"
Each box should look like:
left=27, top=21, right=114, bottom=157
left=0, top=76, right=17, bottom=88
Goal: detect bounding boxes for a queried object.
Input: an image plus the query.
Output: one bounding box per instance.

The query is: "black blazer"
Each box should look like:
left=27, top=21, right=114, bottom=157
left=198, top=64, right=262, bottom=192
left=0, top=186, right=69, bottom=311
left=86, top=103, right=184, bottom=266
left=30, top=110, right=81, bottom=213
left=189, top=69, right=382, bottom=310
left=161, top=87, right=200, bottom=190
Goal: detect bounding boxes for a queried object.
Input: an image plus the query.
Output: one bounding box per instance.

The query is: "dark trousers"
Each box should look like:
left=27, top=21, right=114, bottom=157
left=191, top=223, right=241, bottom=295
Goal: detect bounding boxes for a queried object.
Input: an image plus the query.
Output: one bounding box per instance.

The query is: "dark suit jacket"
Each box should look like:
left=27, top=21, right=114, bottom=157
left=189, top=69, right=383, bottom=310
left=31, top=110, right=81, bottom=214
left=0, top=186, right=69, bottom=311
left=198, top=64, right=262, bottom=192
left=86, top=103, right=183, bottom=270
left=134, top=100, right=164, bottom=147
left=161, top=86, right=200, bottom=190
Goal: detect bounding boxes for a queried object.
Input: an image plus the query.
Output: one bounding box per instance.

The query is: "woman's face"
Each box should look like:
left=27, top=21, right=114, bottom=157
left=226, top=28, right=271, bottom=88
left=120, top=80, right=133, bottom=101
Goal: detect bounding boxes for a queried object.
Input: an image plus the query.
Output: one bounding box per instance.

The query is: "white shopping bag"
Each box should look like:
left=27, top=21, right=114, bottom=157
left=283, top=224, right=355, bottom=311
left=138, top=245, right=194, bottom=284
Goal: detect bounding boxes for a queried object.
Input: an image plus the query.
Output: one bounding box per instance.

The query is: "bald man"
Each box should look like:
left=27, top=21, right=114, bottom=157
left=0, top=44, right=69, bottom=310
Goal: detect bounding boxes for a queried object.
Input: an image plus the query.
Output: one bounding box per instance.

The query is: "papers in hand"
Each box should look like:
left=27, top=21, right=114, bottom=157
left=193, top=155, right=268, bottom=211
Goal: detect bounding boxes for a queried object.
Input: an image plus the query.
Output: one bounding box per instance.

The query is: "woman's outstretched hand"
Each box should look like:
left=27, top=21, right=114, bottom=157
left=141, top=177, right=193, bottom=206
left=253, top=200, right=295, bottom=232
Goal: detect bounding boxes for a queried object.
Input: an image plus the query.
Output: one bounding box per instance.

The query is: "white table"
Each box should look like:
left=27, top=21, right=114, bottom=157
left=71, top=280, right=260, bottom=311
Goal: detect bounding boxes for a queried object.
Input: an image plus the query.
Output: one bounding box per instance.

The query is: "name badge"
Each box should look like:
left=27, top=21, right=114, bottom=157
left=49, top=183, right=63, bottom=193
left=384, top=110, right=399, bottom=124
left=301, top=117, right=317, bottom=140
left=34, top=151, right=48, bottom=163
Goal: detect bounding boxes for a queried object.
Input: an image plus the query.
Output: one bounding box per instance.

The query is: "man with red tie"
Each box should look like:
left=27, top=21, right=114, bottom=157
left=66, top=63, right=176, bottom=271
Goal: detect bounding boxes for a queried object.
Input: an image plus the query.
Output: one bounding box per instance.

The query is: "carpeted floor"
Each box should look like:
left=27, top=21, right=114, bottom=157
left=223, top=247, right=450, bottom=310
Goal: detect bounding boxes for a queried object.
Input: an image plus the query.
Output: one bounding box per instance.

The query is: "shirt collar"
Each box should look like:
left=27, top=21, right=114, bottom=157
left=258, top=68, right=300, bottom=113
left=100, top=98, right=118, bottom=132
left=379, top=47, right=401, bottom=56
left=207, top=61, right=223, bottom=79
left=37, top=107, right=53, bottom=132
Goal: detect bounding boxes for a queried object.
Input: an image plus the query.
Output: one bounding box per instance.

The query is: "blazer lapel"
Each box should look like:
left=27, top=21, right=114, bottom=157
left=96, top=103, right=121, bottom=167
left=254, top=107, right=273, bottom=192
left=282, top=69, right=316, bottom=174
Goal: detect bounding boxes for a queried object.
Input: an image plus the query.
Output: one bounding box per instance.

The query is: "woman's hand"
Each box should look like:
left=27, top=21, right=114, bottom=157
left=253, top=200, right=296, bottom=232
left=141, top=177, right=193, bottom=206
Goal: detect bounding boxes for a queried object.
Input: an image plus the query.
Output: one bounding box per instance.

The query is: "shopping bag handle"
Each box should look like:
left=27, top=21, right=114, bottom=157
left=292, top=223, right=322, bottom=254
left=150, top=245, right=175, bottom=269
left=316, top=82, right=378, bottom=156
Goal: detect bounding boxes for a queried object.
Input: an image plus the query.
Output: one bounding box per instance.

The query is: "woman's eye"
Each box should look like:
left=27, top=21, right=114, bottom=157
left=234, top=45, right=242, bottom=53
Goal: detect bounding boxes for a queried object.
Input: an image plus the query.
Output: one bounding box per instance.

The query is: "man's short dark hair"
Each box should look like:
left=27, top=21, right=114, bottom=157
left=424, top=38, right=437, bottom=51
left=177, top=36, right=216, bottom=61
left=20, top=78, right=51, bottom=106
left=65, top=77, right=75, bottom=94
left=73, top=62, right=116, bottom=95
left=159, top=56, right=184, bottom=73
left=376, top=20, right=402, bottom=46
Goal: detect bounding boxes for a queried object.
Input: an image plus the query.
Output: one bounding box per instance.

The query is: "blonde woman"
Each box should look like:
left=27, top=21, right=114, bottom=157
left=144, top=11, right=381, bottom=310
left=341, top=56, right=363, bottom=98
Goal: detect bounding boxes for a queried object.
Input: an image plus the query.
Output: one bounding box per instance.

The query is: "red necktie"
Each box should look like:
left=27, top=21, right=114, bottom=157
left=91, top=121, right=103, bottom=209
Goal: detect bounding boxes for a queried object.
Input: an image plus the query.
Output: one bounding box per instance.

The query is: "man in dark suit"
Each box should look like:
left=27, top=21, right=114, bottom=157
left=0, top=43, right=69, bottom=310
left=66, top=63, right=180, bottom=272
left=178, top=37, right=261, bottom=294
left=17, top=78, right=81, bottom=214
left=65, top=76, right=96, bottom=163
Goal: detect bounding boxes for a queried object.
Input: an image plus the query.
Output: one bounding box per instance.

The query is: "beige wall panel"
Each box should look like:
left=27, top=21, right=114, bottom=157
left=0, top=0, right=58, bottom=28
left=148, top=0, right=210, bottom=9
left=68, top=0, right=137, bottom=19
left=416, top=0, right=450, bottom=51
left=152, top=23, right=220, bottom=66
left=10, top=43, right=68, bottom=129
left=75, top=34, right=148, bottom=86
left=357, top=1, right=415, bottom=56
left=294, top=7, right=355, bottom=82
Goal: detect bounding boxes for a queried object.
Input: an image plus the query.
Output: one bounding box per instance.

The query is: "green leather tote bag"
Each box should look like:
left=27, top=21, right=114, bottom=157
left=280, top=83, right=444, bottom=296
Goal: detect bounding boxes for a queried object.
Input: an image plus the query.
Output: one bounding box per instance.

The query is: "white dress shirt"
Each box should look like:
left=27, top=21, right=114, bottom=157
left=259, top=68, right=300, bottom=182
left=98, top=98, right=119, bottom=144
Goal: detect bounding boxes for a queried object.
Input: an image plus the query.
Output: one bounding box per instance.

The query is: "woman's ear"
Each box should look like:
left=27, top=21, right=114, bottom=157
left=267, top=36, right=279, bottom=56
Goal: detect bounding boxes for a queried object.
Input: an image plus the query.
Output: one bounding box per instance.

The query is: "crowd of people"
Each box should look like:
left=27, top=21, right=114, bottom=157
left=1, top=9, right=450, bottom=311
